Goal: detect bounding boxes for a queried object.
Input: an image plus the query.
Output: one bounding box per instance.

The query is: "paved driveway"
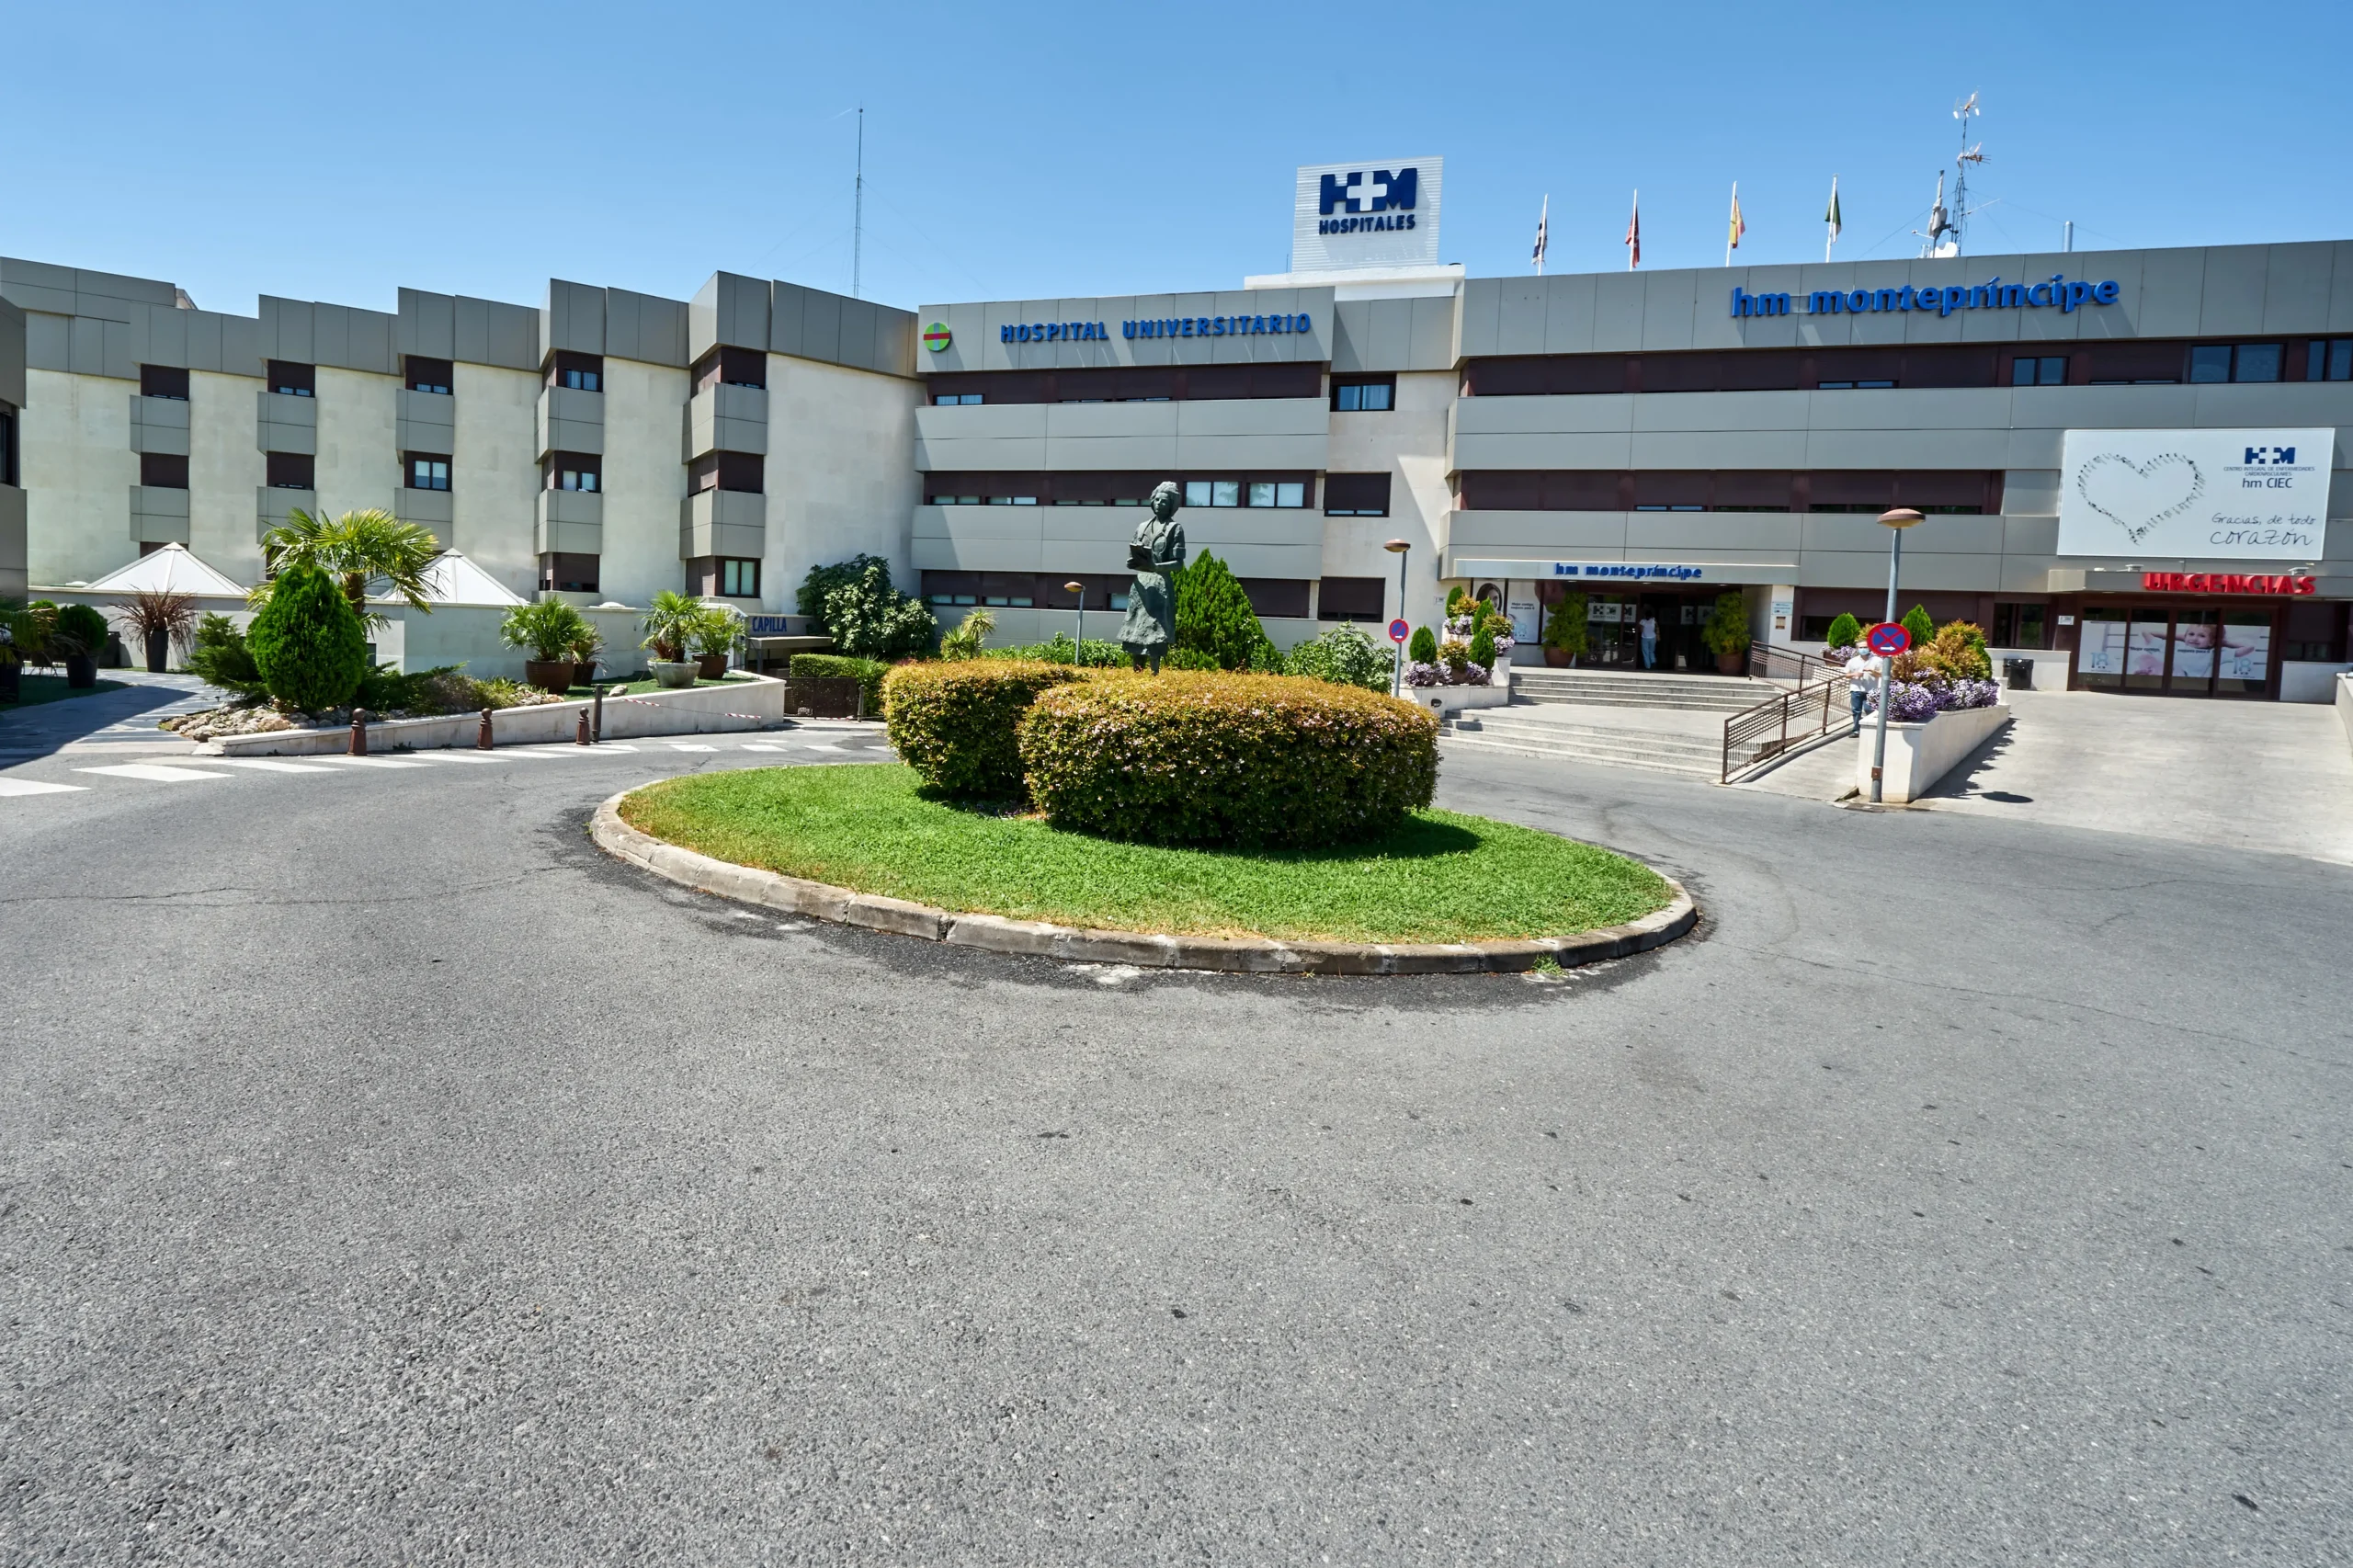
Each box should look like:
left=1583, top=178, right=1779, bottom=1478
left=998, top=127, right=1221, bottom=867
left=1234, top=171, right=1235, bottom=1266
left=0, top=734, right=2345, bottom=1563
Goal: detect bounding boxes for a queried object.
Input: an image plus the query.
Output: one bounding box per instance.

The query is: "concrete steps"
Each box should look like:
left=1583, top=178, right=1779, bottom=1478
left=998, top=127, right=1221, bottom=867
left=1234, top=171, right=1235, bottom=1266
left=1441, top=713, right=1733, bottom=780
left=1509, top=666, right=1781, bottom=714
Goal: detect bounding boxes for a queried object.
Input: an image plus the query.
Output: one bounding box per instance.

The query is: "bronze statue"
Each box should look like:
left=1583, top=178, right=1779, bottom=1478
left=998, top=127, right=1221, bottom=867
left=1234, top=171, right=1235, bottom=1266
left=1119, top=481, right=1186, bottom=672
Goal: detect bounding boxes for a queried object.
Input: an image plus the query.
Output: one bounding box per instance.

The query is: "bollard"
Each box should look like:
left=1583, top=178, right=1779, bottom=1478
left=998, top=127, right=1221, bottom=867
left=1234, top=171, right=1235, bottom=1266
left=478, top=708, right=494, bottom=749
left=576, top=707, right=592, bottom=745
left=592, top=686, right=605, bottom=741
left=349, top=708, right=369, bottom=756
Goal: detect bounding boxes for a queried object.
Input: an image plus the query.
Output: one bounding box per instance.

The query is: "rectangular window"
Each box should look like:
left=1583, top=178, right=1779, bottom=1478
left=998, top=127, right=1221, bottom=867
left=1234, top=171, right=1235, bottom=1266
left=540, top=552, right=599, bottom=594
left=404, top=356, right=453, bottom=395
left=1184, top=480, right=1211, bottom=507
left=1248, top=482, right=1276, bottom=507
left=720, top=558, right=761, bottom=597
left=1211, top=480, right=1241, bottom=507
left=1332, top=375, right=1396, bottom=412
left=266, top=451, right=314, bottom=489
left=0, top=408, right=13, bottom=486
left=933, top=392, right=983, bottom=405
left=1317, top=576, right=1386, bottom=623
left=406, top=452, right=451, bottom=491
left=1276, top=482, right=1305, bottom=508
left=2317, top=339, right=2353, bottom=381
left=1237, top=579, right=1312, bottom=619
left=139, top=451, right=189, bottom=488
left=140, top=364, right=191, bottom=400
left=545, top=452, right=601, bottom=492
left=267, top=360, right=314, bottom=396
left=1992, top=602, right=2049, bottom=649
left=690, top=347, right=767, bottom=392
left=2012, top=356, right=2067, bottom=387
left=2188, top=345, right=2233, bottom=383
left=688, top=452, right=765, bottom=494
left=550, top=351, right=604, bottom=392
left=1324, top=472, right=1392, bottom=517
left=2233, top=343, right=2282, bottom=382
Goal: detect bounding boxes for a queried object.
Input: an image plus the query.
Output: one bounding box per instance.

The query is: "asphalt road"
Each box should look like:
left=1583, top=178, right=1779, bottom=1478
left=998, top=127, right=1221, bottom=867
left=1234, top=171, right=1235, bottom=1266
left=2, top=686, right=2346, bottom=1564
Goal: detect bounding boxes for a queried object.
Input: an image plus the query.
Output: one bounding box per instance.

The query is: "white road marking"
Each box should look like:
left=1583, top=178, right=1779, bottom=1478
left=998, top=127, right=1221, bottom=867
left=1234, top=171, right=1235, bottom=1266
left=215, top=759, right=335, bottom=773
left=668, top=744, right=717, bottom=753
left=74, top=764, right=233, bottom=782
left=320, top=756, right=431, bottom=769
left=738, top=743, right=787, bottom=751
left=405, top=751, right=501, bottom=762
left=0, top=777, right=88, bottom=796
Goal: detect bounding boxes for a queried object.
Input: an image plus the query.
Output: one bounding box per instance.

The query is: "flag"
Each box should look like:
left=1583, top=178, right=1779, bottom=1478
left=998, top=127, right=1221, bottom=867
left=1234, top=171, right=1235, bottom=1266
left=1728, top=184, right=1745, bottom=251
left=1824, top=175, right=1842, bottom=262
left=1624, top=190, right=1640, bottom=270
left=1531, top=195, right=1549, bottom=274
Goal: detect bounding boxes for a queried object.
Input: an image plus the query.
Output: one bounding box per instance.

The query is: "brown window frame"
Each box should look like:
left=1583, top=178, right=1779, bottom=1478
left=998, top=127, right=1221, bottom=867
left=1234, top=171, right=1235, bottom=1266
left=265, top=451, right=315, bottom=489
left=140, top=364, right=191, bottom=400
left=267, top=360, right=314, bottom=397
left=139, top=452, right=189, bottom=489
left=404, top=356, right=453, bottom=395
left=540, top=552, right=600, bottom=594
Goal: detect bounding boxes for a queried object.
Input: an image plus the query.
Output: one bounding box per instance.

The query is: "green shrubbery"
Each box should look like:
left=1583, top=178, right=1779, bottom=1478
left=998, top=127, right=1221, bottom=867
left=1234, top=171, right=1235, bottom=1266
left=1172, top=552, right=1276, bottom=671
left=803, top=556, right=935, bottom=658
left=1407, top=625, right=1438, bottom=665
left=790, top=653, right=891, bottom=713
left=187, top=614, right=264, bottom=696
left=52, top=603, right=109, bottom=658
left=246, top=563, right=368, bottom=711
left=1900, top=603, right=1936, bottom=652
left=1019, top=674, right=1438, bottom=847
left=883, top=659, right=1095, bottom=798
left=1542, top=593, right=1591, bottom=660
left=1822, top=611, right=1863, bottom=651
left=1700, top=591, right=1750, bottom=658
left=1282, top=624, right=1392, bottom=691
left=500, top=598, right=592, bottom=662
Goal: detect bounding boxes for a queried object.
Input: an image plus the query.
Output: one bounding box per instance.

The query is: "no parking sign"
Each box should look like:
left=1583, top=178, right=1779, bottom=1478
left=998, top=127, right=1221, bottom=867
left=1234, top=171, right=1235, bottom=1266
left=1388, top=619, right=1410, bottom=643
left=1864, top=621, right=1911, bottom=658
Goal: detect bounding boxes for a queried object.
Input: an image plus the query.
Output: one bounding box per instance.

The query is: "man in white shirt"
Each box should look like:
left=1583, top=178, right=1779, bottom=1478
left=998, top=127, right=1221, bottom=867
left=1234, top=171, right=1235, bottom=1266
left=1843, top=650, right=1876, bottom=734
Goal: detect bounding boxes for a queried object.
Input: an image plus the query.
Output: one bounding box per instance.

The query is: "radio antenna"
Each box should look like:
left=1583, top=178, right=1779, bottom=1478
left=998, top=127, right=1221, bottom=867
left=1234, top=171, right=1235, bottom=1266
left=852, top=106, right=865, bottom=299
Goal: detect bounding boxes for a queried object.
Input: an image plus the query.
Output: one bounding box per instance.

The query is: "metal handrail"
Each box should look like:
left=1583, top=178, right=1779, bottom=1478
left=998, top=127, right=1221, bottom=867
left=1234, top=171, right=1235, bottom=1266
left=1721, top=676, right=1847, bottom=784
left=1745, top=640, right=1836, bottom=687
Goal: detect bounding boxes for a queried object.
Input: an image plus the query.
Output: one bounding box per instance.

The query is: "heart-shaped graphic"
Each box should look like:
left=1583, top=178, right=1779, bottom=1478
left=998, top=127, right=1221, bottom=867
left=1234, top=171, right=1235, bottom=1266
left=2075, top=451, right=2204, bottom=546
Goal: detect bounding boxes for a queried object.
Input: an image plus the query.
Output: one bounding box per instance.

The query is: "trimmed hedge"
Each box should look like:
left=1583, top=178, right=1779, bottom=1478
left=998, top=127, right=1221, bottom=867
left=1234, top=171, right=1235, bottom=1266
left=790, top=653, right=890, bottom=714
left=883, top=659, right=1095, bottom=798
left=1019, top=673, right=1438, bottom=847
left=247, top=562, right=368, bottom=712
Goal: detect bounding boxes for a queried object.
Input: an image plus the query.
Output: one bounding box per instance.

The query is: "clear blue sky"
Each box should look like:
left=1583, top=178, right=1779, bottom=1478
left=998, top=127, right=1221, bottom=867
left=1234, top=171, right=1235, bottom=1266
left=8, top=0, right=2348, bottom=318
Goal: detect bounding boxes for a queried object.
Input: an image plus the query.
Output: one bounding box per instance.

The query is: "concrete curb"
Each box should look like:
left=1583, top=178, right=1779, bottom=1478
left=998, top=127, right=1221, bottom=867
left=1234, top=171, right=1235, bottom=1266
left=590, top=790, right=1698, bottom=976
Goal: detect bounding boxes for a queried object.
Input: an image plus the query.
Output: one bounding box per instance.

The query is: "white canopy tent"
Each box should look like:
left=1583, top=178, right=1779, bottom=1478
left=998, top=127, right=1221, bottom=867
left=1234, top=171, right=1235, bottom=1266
left=80, top=542, right=246, bottom=598
left=411, top=551, right=528, bottom=608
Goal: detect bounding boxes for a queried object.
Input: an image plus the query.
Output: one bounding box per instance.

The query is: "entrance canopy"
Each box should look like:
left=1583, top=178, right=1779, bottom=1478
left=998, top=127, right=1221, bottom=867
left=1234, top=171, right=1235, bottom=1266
left=414, top=551, right=528, bottom=607
left=81, top=542, right=245, bottom=597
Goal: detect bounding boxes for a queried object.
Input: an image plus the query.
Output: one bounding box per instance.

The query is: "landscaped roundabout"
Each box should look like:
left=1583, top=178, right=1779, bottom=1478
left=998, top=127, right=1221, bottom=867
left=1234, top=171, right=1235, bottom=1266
left=597, top=663, right=1696, bottom=975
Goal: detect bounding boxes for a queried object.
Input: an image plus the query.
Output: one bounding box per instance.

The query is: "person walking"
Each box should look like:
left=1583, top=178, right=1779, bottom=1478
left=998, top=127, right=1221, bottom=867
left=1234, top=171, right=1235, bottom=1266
left=1844, top=647, right=1875, bottom=734
left=1638, top=611, right=1659, bottom=670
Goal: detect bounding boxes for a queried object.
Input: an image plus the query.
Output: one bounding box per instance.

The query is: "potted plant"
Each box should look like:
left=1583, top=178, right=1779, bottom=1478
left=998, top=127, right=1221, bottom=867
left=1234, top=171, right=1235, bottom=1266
left=640, top=590, right=706, bottom=687
left=567, top=620, right=604, bottom=688
left=1700, top=590, right=1750, bottom=675
left=53, top=604, right=110, bottom=688
left=1541, top=592, right=1590, bottom=667
left=688, top=603, right=745, bottom=681
left=112, top=588, right=201, bottom=673
left=500, top=598, right=593, bottom=693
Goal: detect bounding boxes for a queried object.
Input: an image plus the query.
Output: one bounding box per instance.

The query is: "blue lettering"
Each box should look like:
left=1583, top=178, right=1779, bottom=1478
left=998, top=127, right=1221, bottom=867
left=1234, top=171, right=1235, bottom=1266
left=1001, top=324, right=1015, bottom=343
left=2063, top=281, right=2093, bottom=312
left=1182, top=318, right=1195, bottom=337
left=2094, top=279, right=2120, bottom=304
left=2029, top=282, right=2052, bottom=306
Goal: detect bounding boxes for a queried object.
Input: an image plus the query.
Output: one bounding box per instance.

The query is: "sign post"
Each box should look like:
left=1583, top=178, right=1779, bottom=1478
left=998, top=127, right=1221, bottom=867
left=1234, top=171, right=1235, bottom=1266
left=1867, top=505, right=1923, bottom=805
left=1383, top=540, right=1413, bottom=698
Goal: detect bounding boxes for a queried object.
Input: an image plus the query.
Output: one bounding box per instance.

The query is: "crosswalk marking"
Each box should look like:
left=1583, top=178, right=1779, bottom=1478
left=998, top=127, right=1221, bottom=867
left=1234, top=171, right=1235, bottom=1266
left=409, top=751, right=500, bottom=762
left=215, top=759, right=335, bottom=773
left=74, top=764, right=232, bottom=782
left=738, top=743, right=787, bottom=751
left=321, top=756, right=430, bottom=769
left=0, top=777, right=87, bottom=796
left=668, top=744, right=716, bottom=752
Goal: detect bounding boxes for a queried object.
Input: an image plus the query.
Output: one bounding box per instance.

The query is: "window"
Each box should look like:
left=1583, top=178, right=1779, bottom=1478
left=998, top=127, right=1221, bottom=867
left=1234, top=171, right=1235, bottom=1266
left=2012, top=356, right=2068, bottom=387
left=540, top=552, right=599, bottom=594
left=1237, top=579, right=1311, bottom=619
left=406, top=452, right=451, bottom=491
left=690, top=347, right=767, bottom=393
left=139, top=452, right=188, bottom=488
left=545, top=452, right=600, bottom=492
left=927, top=494, right=982, bottom=506
left=2191, top=343, right=2282, bottom=384
left=987, top=494, right=1038, bottom=506
left=266, top=451, right=314, bottom=489
left=721, top=559, right=761, bottom=597
left=1317, top=576, right=1386, bottom=623
left=0, top=408, right=13, bottom=486
left=404, top=356, right=453, bottom=395
left=1332, top=375, right=1395, bottom=412
left=924, top=472, right=1306, bottom=506
left=2308, top=339, right=2353, bottom=381
left=267, top=360, right=314, bottom=396
left=550, top=351, right=603, bottom=392
left=2283, top=602, right=2345, bottom=663
left=1992, top=602, right=2050, bottom=649
left=1324, top=472, right=1392, bottom=517
left=688, top=452, right=764, bottom=494
left=922, top=363, right=1321, bottom=405
left=933, top=392, right=983, bottom=405
left=140, top=364, right=190, bottom=400
left=1451, top=469, right=1995, bottom=514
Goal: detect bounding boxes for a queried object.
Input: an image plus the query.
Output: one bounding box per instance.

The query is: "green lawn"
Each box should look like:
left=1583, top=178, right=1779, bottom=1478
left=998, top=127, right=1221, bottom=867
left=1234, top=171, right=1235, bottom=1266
left=564, top=673, right=762, bottom=699
left=620, top=763, right=1671, bottom=943
left=2, top=674, right=131, bottom=709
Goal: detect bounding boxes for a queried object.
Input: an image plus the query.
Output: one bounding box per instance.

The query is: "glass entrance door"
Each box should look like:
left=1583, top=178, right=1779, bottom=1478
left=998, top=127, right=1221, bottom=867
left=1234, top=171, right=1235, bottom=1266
left=2077, top=604, right=2277, bottom=697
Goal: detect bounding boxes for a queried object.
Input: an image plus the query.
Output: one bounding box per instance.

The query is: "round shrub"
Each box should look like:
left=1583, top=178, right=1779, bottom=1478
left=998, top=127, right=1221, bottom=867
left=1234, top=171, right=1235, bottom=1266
left=884, top=659, right=1095, bottom=798
left=1019, top=673, right=1438, bottom=848
left=52, top=602, right=110, bottom=657
left=247, top=562, right=368, bottom=712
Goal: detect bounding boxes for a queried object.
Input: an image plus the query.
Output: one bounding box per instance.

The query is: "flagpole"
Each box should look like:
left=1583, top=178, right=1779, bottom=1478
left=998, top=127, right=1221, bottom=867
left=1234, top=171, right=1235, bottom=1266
left=1627, top=189, right=1638, bottom=271
left=1824, top=174, right=1841, bottom=263
left=1725, top=181, right=1735, bottom=268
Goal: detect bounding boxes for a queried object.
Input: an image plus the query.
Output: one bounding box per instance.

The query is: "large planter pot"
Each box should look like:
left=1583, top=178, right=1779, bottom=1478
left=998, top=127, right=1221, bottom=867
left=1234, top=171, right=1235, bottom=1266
left=1543, top=647, right=1573, bottom=667
left=572, top=662, right=597, bottom=688
left=694, top=654, right=728, bottom=681
left=649, top=660, right=699, bottom=689
left=0, top=662, right=19, bottom=703
left=145, top=630, right=170, bottom=673
left=1713, top=650, right=1745, bottom=675
left=524, top=659, right=575, bottom=695
left=64, top=653, right=98, bottom=688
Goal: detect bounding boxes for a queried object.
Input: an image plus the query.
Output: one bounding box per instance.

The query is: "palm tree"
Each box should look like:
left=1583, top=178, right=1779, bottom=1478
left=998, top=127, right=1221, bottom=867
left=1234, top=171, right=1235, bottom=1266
left=255, top=508, right=442, bottom=631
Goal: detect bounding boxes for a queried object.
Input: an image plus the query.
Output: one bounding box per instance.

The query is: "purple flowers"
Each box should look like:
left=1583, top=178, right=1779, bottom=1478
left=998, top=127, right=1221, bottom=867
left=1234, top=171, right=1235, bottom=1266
left=1404, top=661, right=1492, bottom=688
left=1864, top=677, right=1998, bottom=722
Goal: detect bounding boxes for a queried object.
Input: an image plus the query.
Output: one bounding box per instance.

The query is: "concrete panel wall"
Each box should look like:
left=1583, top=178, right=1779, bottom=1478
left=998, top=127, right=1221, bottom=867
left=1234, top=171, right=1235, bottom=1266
left=914, top=288, right=1334, bottom=375
left=313, top=366, right=398, bottom=518
left=396, top=387, right=456, bottom=455
left=130, top=393, right=190, bottom=455
left=452, top=362, right=542, bottom=596
left=190, top=369, right=265, bottom=583
left=538, top=384, right=604, bottom=456
left=597, top=356, right=689, bottom=603
left=130, top=484, right=190, bottom=544
left=0, top=486, right=25, bottom=597
left=256, top=390, right=317, bottom=456
left=766, top=355, right=921, bottom=611
left=536, top=488, right=604, bottom=556
left=0, top=297, right=24, bottom=408
left=686, top=383, right=767, bottom=459
left=22, top=367, right=135, bottom=585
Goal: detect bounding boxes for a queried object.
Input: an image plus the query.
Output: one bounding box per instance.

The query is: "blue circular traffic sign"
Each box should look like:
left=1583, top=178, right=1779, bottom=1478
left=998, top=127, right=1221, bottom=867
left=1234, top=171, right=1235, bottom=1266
left=1864, top=621, right=1911, bottom=657
left=1388, top=618, right=1411, bottom=643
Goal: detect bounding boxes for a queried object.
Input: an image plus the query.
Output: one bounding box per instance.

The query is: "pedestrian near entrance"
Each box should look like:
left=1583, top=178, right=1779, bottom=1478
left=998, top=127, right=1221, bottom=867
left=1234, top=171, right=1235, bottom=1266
left=1844, top=649, right=1874, bottom=734
left=1638, top=612, right=1659, bottom=670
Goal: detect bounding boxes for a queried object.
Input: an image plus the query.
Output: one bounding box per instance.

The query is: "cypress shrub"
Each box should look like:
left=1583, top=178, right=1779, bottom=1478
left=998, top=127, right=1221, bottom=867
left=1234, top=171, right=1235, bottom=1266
left=246, top=562, right=367, bottom=712
left=790, top=653, right=890, bottom=713
left=1468, top=625, right=1497, bottom=667
left=1173, top=551, right=1273, bottom=670
left=1822, top=611, right=1863, bottom=651
left=1901, top=603, right=1936, bottom=652
left=52, top=602, right=110, bottom=657
left=1407, top=625, right=1438, bottom=665
left=883, top=659, right=1095, bottom=798
left=1019, top=673, right=1438, bottom=848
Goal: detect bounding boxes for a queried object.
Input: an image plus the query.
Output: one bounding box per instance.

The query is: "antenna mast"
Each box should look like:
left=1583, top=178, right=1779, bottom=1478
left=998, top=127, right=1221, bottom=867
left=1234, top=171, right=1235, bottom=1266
left=1917, top=93, right=1985, bottom=257
left=852, top=106, right=865, bottom=299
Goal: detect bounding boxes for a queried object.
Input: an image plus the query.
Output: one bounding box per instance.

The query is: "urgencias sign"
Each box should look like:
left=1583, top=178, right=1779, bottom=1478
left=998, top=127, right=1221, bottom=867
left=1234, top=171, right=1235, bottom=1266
left=2140, top=573, right=2315, bottom=595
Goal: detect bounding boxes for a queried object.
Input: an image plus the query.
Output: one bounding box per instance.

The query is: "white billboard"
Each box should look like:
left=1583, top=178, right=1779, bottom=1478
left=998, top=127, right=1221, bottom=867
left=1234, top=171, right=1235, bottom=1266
left=2056, top=427, right=2335, bottom=561
left=1290, top=157, right=1442, bottom=276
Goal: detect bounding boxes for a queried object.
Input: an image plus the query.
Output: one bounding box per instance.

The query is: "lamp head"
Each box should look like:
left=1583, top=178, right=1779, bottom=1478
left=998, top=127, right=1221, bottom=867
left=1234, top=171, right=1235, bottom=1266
left=1878, top=508, right=1925, bottom=529
left=1063, top=580, right=1083, bottom=592
left=1383, top=539, right=1411, bottom=554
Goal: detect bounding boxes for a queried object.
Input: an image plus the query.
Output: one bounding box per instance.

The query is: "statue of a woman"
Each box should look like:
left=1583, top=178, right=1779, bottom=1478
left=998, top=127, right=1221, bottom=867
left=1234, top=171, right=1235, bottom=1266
left=1118, top=481, right=1186, bottom=673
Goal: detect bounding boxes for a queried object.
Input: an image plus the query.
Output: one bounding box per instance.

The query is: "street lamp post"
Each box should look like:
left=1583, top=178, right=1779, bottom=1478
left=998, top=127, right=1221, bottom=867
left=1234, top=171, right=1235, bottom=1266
left=1384, top=539, right=1412, bottom=699
left=1869, top=507, right=1924, bottom=804
left=1064, top=580, right=1085, bottom=661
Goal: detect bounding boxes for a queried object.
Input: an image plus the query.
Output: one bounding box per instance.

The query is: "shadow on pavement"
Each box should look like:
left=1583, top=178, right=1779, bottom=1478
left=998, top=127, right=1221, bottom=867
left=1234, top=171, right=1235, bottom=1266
left=0, top=670, right=220, bottom=762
